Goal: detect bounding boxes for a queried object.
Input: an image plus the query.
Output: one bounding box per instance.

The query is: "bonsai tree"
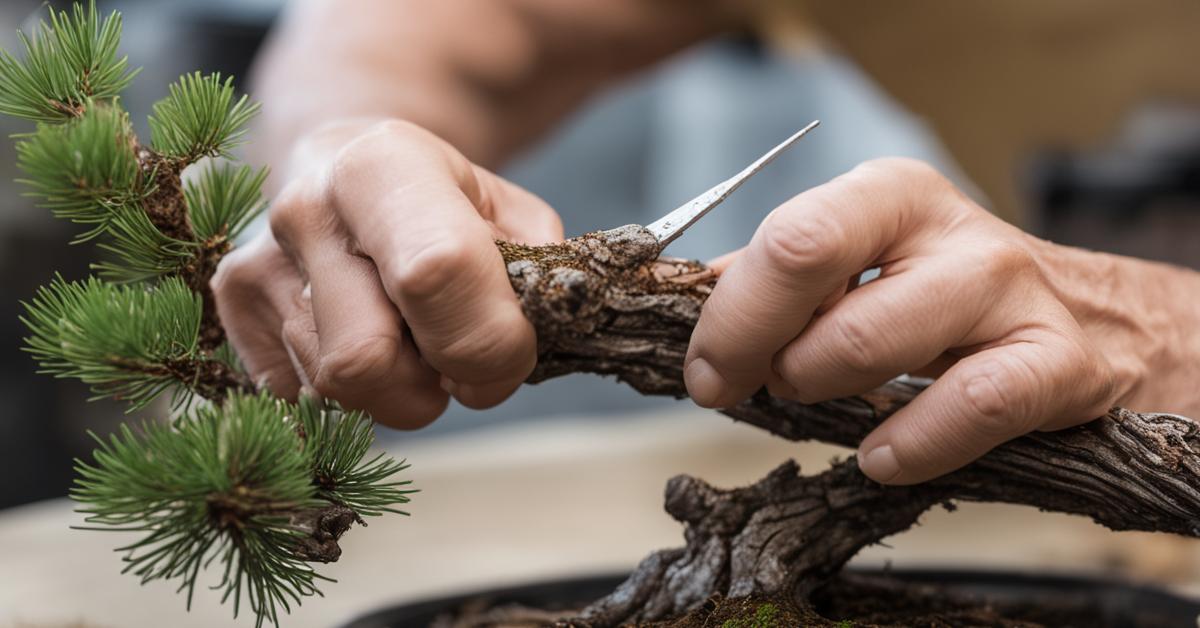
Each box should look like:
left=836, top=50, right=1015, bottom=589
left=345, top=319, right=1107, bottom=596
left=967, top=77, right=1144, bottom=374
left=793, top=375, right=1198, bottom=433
left=3, top=4, right=412, bottom=626
left=8, top=3, right=1200, bottom=627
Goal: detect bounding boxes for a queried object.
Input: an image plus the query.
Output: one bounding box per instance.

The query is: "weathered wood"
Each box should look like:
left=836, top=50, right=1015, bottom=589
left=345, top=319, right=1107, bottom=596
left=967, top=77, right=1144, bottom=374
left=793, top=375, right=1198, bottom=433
left=497, top=226, right=1200, bottom=626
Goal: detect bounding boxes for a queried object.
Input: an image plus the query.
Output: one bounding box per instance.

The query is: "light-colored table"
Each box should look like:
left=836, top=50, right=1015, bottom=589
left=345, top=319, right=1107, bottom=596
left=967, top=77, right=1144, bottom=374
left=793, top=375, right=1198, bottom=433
left=3, top=408, right=1198, bottom=628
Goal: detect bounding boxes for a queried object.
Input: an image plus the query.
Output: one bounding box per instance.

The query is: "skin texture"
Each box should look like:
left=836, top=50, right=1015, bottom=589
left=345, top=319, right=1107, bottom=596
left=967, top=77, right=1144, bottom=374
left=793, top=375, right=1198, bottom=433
left=214, top=0, right=1200, bottom=484
left=684, top=158, right=1200, bottom=483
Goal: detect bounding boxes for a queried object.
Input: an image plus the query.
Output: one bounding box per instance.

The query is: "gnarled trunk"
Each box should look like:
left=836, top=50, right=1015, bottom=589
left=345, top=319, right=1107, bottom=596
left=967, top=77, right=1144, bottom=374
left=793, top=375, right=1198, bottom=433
left=494, top=227, right=1200, bottom=625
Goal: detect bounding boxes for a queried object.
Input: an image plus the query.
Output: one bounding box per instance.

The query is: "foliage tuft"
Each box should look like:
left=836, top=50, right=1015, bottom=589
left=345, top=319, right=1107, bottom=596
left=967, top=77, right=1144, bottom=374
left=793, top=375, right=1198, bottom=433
left=73, top=393, right=327, bottom=627
left=150, top=72, right=260, bottom=162
left=92, top=205, right=195, bottom=282
left=0, top=0, right=136, bottom=121
left=72, top=393, right=415, bottom=626
left=186, top=162, right=268, bottom=242
left=21, top=275, right=202, bottom=410
left=297, top=398, right=416, bottom=517
left=15, top=103, right=149, bottom=240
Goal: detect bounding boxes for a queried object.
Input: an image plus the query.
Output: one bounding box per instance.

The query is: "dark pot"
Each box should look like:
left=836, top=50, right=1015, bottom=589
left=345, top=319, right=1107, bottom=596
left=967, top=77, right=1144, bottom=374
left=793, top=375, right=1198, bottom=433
left=342, top=569, right=1200, bottom=628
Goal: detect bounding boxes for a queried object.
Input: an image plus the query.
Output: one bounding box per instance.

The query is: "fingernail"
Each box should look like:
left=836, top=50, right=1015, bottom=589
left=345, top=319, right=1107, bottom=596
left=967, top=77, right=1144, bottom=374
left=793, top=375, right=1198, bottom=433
left=439, top=375, right=458, bottom=396
left=685, top=358, right=727, bottom=408
left=858, top=445, right=902, bottom=483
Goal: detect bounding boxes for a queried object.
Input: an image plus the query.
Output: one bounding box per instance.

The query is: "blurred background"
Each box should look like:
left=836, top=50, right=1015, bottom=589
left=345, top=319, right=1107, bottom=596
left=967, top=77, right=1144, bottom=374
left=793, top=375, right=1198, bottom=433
left=0, top=1, right=1199, bottom=625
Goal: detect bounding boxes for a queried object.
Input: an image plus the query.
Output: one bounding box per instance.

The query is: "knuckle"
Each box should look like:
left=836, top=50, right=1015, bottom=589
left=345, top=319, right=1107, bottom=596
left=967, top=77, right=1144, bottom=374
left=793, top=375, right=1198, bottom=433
left=363, top=118, right=424, bottom=142
left=268, top=178, right=328, bottom=244
left=210, top=242, right=283, bottom=336
left=853, top=157, right=949, bottom=199
left=330, top=120, right=430, bottom=178
left=826, top=314, right=882, bottom=374
left=857, top=157, right=942, bottom=184
left=385, top=237, right=481, bottom=300
left=784, top=314, right=881, bottom=405
left=960, top=359, right=1029, bottom=437
left=853, top=157, right=970, bottom=223
left=973, top=240, right=1040, bottom=285
left=210, top=248, right=254, bottom=299
left=313, top=335, right=401, bottom=398
left=758, top=209, right=846, bottom=273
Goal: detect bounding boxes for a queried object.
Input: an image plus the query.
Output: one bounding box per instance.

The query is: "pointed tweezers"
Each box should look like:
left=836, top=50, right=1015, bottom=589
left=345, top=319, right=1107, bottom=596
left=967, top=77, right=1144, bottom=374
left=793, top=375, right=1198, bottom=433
left=644, top=120, right=819, bottom=247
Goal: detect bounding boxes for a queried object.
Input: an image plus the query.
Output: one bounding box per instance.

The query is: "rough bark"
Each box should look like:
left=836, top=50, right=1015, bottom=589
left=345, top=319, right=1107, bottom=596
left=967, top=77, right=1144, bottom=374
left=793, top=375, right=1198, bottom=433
left=289, top=504, right=364, bottom=563
left=497, top=226, right=1200, bottom=626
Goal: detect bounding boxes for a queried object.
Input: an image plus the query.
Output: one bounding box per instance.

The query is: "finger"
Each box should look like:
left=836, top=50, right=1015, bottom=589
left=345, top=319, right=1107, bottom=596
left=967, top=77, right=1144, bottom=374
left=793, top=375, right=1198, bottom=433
left=302, top=254, right=450, bottom=428
left=327, top=122, right=537, bottom=406
left=705, top=248, right=744, bottom=275
left=856, top=329, right=1115, bottom=485
left=476, top=167, right=564, bottom=245
left=772, top=260, right=989, bottom=403
left=686, top=159, right=946, bottom=408
left=280, top=288, right=319, bottom=392
left=211, top=232, right=306, bottom=399
left=269, top=181, right=450, bottom=429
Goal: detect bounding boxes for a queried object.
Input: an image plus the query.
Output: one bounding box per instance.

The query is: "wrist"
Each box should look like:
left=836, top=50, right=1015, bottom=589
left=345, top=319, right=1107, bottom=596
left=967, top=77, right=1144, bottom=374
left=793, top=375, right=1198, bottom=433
left=1029, top=236, right=1200, bottom=414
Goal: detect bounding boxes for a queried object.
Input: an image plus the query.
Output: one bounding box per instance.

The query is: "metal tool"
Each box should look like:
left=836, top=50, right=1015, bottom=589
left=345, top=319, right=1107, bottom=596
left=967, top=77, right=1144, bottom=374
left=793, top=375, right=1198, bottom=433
left=644, top=120, right=819, bottom=247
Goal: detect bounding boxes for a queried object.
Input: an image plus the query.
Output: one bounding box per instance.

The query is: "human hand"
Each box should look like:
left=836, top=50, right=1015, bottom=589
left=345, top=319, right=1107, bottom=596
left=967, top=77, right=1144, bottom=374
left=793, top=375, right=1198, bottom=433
left=212, top=120, right=563, bottom=428
left=685, top=158, right=1200, bottom=485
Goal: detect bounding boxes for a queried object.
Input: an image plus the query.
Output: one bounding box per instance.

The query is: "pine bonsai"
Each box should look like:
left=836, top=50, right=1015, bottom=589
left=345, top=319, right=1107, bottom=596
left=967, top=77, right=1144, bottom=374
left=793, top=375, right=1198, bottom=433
left=4, top=4, right=413, bottom=626
left=11, top=3, right=1200, bottom=627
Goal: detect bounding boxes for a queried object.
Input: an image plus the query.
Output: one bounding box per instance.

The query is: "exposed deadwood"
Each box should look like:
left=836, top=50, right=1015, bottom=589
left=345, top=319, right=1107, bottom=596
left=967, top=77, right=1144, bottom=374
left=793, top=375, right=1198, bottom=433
left=496, top=227, right=1200, bottom=626
left=289, top=503, right=363, bottom=563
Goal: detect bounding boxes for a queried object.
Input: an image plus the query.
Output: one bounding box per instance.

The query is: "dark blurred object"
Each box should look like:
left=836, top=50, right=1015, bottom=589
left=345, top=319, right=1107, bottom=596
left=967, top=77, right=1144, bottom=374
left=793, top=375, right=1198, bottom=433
left=341, top=569, right=1200, bottom=628
left=1029, top=105, right=1200, bottom=268
left=0, top=0, right=280, bottom=509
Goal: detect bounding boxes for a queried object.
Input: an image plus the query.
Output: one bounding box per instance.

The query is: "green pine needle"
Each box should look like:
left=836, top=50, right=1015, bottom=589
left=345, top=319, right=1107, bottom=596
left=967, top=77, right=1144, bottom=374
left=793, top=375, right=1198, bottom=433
left=92, top=205, right=195, bottom=282
left=20, top=275, right=202, bottom=410
left=72, top=393, right=327, bottom=627
left=297, top=398, right=416, bottom=517
left=186, top=161, right=269, bottom=242
left=15, top=103, right=150, bottom=241
left=73, top=392, right=415, bottom=627
left=4, top=5, right=419, bottom=626
left=150, top=72, right=260, bottom=163
left=0, top=0, right=137, bottom=121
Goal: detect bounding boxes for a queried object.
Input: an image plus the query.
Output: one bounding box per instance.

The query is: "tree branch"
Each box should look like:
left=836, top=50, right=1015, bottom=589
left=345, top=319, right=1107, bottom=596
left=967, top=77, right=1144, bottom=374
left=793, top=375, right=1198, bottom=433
left=135, top=145, right=228, bottom=350
left=497, top=227, right=1200, bottom=625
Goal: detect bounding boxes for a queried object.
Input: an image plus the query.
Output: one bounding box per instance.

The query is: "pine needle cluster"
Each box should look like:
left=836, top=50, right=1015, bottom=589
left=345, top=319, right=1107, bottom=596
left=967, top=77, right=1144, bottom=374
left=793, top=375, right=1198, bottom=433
left=2, top=3, right=415, bottom=626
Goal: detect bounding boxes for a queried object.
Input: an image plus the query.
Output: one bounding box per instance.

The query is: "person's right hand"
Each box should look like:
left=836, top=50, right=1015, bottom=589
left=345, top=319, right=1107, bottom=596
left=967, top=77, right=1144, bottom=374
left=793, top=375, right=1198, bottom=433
left=212, top=120, right=564, bottom=428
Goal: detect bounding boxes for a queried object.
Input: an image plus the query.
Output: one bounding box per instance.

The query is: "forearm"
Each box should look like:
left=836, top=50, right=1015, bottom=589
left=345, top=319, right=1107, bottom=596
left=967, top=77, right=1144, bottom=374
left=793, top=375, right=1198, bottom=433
left=249, top=0, right=741, bottom=186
